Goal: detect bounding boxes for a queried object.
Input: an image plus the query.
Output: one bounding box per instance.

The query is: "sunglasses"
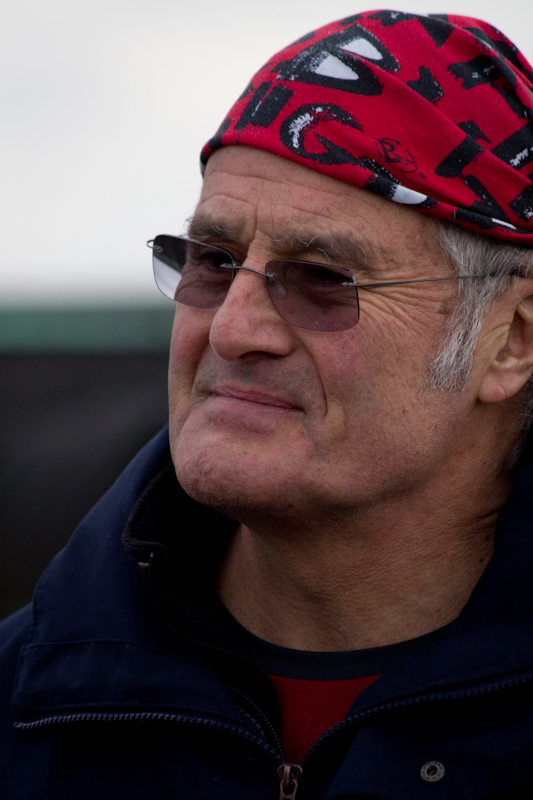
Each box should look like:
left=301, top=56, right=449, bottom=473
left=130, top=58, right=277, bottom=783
left=147, top=234, right=491, bottom=332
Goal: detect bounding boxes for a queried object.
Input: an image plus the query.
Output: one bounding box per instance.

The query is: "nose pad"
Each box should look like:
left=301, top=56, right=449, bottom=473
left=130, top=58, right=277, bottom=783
left=208, top=267, right=294, bottom=362
left=224, top=265, right=274, bottom=309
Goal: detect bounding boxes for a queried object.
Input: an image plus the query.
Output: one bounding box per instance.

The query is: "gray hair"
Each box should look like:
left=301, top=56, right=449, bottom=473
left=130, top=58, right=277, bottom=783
left=429, top=224, right=533, bottom=462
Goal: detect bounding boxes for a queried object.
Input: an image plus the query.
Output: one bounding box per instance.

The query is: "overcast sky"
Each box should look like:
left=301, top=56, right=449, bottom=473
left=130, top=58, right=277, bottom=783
left=2, top=0, right=532, bottom=303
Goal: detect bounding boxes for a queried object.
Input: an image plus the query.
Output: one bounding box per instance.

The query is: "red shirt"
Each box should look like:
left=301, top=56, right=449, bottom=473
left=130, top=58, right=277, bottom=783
left=269, top=673, right=380, bottom=764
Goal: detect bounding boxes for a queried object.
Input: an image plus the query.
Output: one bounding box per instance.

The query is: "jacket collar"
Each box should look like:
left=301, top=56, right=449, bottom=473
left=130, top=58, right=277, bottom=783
left=12, top=427, right=533, bottom=723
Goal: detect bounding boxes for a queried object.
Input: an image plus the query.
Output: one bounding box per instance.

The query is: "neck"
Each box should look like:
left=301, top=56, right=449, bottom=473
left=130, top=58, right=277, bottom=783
left=217, top=454, right=515, bottom=652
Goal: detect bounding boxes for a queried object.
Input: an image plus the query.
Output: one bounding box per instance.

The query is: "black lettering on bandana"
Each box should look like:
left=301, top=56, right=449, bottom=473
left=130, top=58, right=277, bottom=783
left=419, top=16, right=454, bottom=48
left=292, top=30, right=317, bottom=46
left=376, top=139, right=418, bottom=173
left=275, top=25, right=398, bottom=96
left=457, top=121, right=491, bottom=142
left=406, top=66, right=444, bottom=104
left=237, top=82, right=254, bottom=101
left=339, top=14, right=363, bottom=27
left=367, top=11, right=418, bottom=27
left=435, top=137, right=485, bottom=179
left=465, top=27, right=533, bottom=80
left=361, top=159, right=437, bottom=209
left=280, top=104, right=362, bottom=164
left=435, top=124, right=513, bottom=224
left=449, top=55, right=525, bottom=118
left=275, top=50, right=385, bottom=95
left=206, top=117, right=232, bottom=153
left=368, top=11, right=454, bottom=49
left=510, top=177, right=533, bottom=222
left=450, top=54, right=505, bottom=90
left=491, top=126, right=533, bottom=170
left=235, top=82, right=293, bottom=130
left=454, top=207, right=498, bottom=231
left=462, top=174, right=511, bottom=222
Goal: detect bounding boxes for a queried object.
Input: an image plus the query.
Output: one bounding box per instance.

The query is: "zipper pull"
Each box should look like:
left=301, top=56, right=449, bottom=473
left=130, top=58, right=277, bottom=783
left=277, top=764, right=303, bottom=800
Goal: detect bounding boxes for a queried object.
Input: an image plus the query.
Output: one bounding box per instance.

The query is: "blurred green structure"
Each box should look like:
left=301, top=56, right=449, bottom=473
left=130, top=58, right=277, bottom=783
left=0, top=304, right=174, bottom=618
left=0, top=304, right=174, bottom=352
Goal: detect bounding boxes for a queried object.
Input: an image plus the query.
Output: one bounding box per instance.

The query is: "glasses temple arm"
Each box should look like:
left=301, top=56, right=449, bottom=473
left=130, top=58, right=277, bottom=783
left=349, top=272, right=521, bottom=289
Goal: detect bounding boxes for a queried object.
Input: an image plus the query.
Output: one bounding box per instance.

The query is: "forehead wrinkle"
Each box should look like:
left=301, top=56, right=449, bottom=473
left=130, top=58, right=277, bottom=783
left=187, top=210, right=384, bottom=278
left=187, top=211, right=369, bottom=263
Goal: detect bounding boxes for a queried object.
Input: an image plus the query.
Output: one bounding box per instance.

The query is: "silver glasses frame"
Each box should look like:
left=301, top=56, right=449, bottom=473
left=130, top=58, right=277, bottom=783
left=147, top=235, right=507, bottom=331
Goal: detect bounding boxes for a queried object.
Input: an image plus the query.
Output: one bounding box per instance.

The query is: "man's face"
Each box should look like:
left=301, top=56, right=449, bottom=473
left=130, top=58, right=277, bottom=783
left=168, top=147, right=480, bottom=525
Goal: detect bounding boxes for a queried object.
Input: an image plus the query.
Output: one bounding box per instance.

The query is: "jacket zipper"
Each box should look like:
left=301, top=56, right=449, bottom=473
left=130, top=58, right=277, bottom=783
left=228, top=685, right=284, bottom=755
left=278, top=670, right=533, bottom=797
left=134, top=553, right=533, bottom=795
left=300, top=668, right=533, bottom=766
left=14, top=671, right=533, bottom=800
left=227, top=693, right=298, bottom=800
left=145, top=550, right=295, bottom=795
left=13, top=708, right=277, bottom=758
left=15, top=710, right=296, bottom=797
left=278, top=763, right=303, bottom=799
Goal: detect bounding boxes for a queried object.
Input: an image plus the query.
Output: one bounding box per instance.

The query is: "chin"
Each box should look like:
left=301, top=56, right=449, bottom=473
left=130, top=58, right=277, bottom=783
left=174, top=441, right=305, bottom=527
left=176, top=463, right=268, bottom=521
left=174, top=435, right=255, bottom=505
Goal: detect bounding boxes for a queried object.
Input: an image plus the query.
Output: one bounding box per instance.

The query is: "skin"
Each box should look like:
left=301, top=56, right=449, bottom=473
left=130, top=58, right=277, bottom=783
left=168, top=146, right=533, bottom=650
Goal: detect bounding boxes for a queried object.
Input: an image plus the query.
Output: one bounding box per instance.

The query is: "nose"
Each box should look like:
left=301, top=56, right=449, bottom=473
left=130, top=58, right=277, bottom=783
left=208, top=265, right=295, bottom=362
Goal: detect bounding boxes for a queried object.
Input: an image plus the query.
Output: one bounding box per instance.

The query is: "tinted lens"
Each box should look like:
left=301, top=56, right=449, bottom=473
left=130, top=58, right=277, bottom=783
left=152, top=234, right=234, bottom=308
left=151, top=236, right=360, bottom=331
left=266, top=260, right=360, bottom=331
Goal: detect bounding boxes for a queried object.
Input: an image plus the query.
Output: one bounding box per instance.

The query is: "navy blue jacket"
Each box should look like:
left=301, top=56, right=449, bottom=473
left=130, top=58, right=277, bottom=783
left=2, top=427, right=533, bottom=799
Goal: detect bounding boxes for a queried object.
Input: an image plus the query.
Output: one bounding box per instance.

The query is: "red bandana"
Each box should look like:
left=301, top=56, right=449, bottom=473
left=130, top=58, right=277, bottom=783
left=201, top=10, right=533, bottom=245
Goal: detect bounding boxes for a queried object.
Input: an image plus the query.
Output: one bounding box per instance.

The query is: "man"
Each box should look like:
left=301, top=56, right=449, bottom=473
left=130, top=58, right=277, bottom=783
left=1, top=9, right=533, bottom=799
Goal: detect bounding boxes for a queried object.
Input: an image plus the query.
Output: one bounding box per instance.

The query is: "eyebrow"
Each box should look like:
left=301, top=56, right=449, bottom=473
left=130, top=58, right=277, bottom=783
left=280, top=231, right=372, bottom=271
left=187, top=217, right=244, bottom=244
left=186, top=215, right=377, bottom=275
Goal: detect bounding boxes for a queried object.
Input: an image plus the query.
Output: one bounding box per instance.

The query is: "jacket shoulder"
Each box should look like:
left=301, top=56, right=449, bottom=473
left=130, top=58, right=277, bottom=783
left=0, top=605, right=33, bottom=723
left=0, top=605, right=32, bottom=663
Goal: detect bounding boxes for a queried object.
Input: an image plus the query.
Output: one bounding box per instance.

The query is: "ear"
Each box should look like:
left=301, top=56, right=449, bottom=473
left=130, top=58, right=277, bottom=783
left=478, top=291, right=533, bottom=405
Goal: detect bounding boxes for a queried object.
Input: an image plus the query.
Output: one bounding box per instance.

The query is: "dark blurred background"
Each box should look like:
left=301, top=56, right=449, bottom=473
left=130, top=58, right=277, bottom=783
left=0, top=304, right=174, bottom=619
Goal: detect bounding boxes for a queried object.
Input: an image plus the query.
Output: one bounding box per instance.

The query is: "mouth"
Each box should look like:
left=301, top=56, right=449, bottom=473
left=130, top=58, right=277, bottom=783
left=210, top=384, right=302, bottom=411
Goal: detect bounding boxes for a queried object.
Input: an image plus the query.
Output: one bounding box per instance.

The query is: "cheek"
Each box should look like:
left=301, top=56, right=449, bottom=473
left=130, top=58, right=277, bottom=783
left=310, top=330, right=371, bottom=432
left=359, top=289, right=452, bottom=360
left=169, top=307, right=213, bottom=374
left=317, top=315, right=430, bottom=429
left=168, top=308, right=213, bottom=414
left=357, top=295, right=447, bottom=384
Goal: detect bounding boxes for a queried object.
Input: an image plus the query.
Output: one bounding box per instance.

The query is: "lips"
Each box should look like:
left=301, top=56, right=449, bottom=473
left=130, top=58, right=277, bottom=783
left=210, top=384, right=302, bottom=410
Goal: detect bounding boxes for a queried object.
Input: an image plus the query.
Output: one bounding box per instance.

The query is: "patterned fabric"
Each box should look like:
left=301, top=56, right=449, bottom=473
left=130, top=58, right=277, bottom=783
left=201, top=10, right=533, bottom=245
